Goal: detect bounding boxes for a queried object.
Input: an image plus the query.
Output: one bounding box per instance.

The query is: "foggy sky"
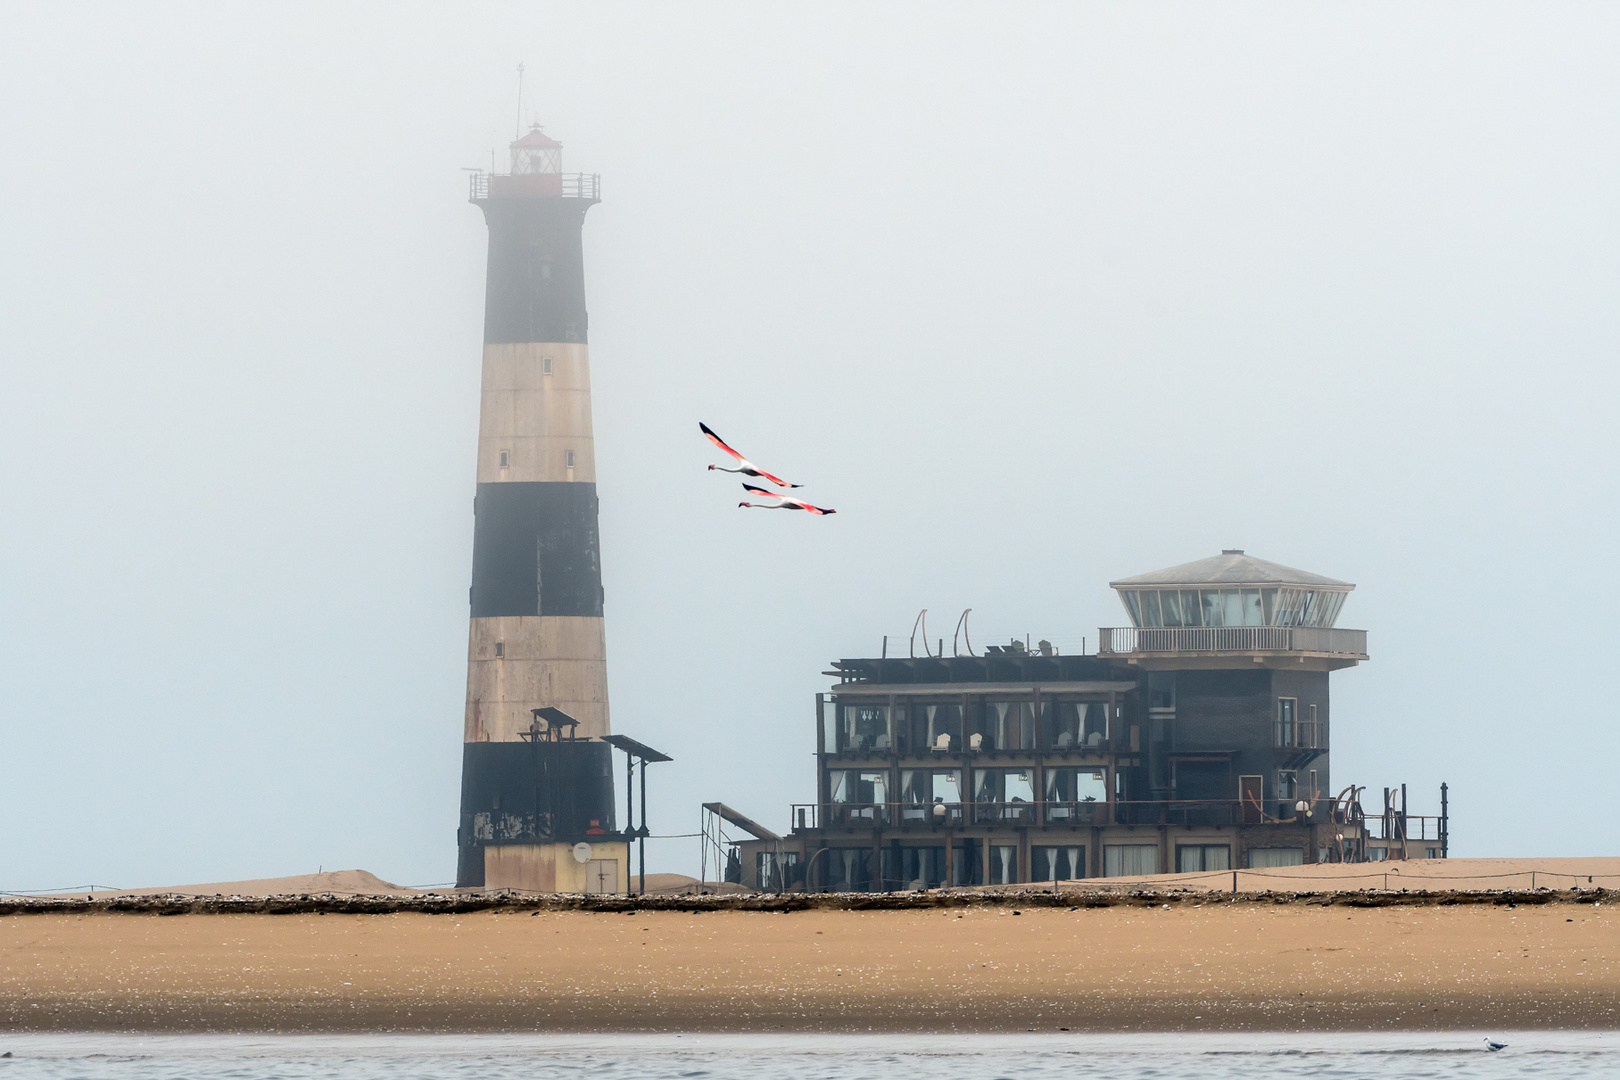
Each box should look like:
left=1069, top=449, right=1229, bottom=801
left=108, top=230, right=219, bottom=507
left=3, top=2, right=1618, bottom=890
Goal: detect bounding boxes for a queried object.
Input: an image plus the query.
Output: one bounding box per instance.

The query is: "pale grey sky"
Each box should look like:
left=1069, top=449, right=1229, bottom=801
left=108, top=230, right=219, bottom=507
left=3, top=2, right=1617, bottom=889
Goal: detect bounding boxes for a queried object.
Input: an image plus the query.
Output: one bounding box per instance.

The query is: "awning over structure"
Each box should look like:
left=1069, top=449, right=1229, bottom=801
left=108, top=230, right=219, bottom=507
left=701, top=802, right=779, bottom=841
left=600, top=734, right=673, bottom=763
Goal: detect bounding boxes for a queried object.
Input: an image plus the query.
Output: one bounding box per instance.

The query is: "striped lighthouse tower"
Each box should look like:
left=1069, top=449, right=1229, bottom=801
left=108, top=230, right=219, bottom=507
left=456, top=124, right=623, bottom=892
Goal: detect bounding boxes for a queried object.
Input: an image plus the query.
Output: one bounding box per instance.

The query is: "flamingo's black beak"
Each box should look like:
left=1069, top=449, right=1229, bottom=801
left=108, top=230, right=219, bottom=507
left=707, top=464, right=716, bottom=470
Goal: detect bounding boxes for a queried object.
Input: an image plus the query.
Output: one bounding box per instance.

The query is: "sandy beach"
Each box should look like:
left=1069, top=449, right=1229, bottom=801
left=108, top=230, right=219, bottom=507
left=3, top=875, right=1617, bottom=1032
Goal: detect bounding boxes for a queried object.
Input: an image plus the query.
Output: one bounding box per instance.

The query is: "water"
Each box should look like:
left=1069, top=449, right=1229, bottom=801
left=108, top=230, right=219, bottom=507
left=0, top=1033, right=1614, bottom=1080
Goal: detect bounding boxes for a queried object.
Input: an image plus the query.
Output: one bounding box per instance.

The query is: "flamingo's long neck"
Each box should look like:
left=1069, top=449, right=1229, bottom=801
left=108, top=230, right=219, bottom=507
left=714, top=464, right=745, bottom=474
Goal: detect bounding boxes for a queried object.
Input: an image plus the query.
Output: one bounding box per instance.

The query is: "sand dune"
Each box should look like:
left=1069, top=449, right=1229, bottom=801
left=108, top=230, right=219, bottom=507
left=69, top=869, right=417, bottom=899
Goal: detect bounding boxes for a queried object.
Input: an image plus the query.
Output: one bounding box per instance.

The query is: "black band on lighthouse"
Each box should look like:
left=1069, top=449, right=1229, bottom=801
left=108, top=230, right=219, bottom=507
left=456, top=740, right=617, bottom=887
left=470, top=482, right=604, bottom=618
left=480, top=198, right=594, bottom=345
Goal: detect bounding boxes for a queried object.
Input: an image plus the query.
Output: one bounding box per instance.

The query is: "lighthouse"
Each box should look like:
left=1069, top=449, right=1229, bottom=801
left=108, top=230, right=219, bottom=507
left=455, top=125, right=623, bottom=892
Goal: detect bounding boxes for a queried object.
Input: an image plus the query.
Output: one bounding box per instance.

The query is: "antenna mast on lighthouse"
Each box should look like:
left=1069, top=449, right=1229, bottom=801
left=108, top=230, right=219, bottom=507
left=515, top=61, right=525, bottom=139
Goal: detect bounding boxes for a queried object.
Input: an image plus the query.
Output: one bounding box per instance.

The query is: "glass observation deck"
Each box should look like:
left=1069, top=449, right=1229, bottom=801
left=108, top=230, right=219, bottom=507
left=1098, top=550, right=1367, bottom=661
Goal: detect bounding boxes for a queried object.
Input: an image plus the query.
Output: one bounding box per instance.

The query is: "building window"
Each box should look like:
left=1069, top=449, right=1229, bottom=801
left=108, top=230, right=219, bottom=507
left=499, top=450, right=509, bottom=468
left=892, top=846, right=948, bottom=889
left=1043, top=700, right=1108, bottom=750
left=494, top=641, right=504, bottom=658
left=831, top=703, right=889, bottom=754
left=1147, top=672, right=1175, bottom=711
left=1367, top=846, right=1389, bottom=862
left=977, top=700, right=1034, bottom=750
left=953, top=839, right=984, bottom=887
left=1308, top=769, right=1319, bottom=800
left=1104, top=844, right=1159, bottom=877
left=899, top=769, right=962, bottom=825
left=1276, top=698, right=1297, bottom=747
left=1176, top=845, right=1231, bottom=873
left=565, top=450, right=575, bottom=468
left=903, top=702, right=962, bottom=753
left=1043, top=768, right=1107, bottom=825
left=826, top=848, right=872, bottom=891
left=1031, top=845, right=1086, bottom=882
left=1120, top=587, right=1347, bottom=629
left=755, top=850, right=799, bottom=890
left=1278, top=770, right=1297, bottom=800
left=1425, top=847, right=1440, bottom=859
left=988, top=845, right=1018, bottom=885
left=828, top=769, right=889, bottom=824
left=972, top=769, right=1036, bottom=825
left=543, top=357, right=553, bottom=374
left=1249, top=847, right=1304, bottom=868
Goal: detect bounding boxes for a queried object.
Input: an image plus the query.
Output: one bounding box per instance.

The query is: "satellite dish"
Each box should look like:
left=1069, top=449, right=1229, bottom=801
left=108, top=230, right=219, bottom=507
left=572, top=842, right=592, bottom=864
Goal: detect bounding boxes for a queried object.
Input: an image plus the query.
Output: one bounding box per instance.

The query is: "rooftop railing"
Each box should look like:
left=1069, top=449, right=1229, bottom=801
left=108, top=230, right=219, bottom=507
left=1098, top=625, right=1367, bottom=657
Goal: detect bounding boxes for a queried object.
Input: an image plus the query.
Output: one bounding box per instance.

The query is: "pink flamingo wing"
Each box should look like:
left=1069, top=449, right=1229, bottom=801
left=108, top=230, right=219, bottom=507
left=699, top=422, right=746, bottom=463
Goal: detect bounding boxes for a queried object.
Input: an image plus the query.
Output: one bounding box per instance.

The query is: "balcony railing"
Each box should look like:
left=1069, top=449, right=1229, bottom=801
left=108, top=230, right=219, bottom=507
left=795, top=798, right=1333, bottom=831
left=1363, top=813, right=1445, bottom=843
left=824, top=734, right=1115, bottom=758
left=467, top=171, right=601, bottom=202
left=1274, top=719, right=1327, bottom=750
left=1098, top=625, right=1368, bottom=657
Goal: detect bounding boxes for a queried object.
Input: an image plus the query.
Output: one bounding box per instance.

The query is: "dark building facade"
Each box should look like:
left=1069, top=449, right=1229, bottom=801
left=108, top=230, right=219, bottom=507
left=735, top=551, right=1441, bottom=890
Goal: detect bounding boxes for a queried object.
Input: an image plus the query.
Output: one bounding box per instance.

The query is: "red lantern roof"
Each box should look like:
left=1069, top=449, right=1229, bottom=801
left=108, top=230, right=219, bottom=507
left=511, top=125, right=562, bottom=149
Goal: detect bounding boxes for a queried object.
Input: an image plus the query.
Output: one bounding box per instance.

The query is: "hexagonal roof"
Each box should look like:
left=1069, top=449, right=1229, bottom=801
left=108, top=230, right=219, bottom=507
left=1110, top=550, right=1352, bottom=589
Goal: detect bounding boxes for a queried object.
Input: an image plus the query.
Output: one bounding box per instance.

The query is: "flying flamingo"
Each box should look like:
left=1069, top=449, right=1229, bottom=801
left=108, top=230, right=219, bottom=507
left=700, top=422, right=802, bottom=487
left=738, top=483, right=836, bottom=516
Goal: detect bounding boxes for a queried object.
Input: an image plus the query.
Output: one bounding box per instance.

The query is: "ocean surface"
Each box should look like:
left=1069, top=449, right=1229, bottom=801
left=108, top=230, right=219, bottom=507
left=0, top=1033, right=1614, bottom=1080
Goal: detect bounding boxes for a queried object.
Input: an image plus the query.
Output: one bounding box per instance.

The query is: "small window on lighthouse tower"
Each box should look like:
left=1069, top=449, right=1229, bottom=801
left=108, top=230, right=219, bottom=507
left=543, top=357, right=553, bottom=375
left=499, top=450, right=509, bottom=468
left=566, top=450, right=576, bottom=467
left=494, top=641, right=504, bottom=658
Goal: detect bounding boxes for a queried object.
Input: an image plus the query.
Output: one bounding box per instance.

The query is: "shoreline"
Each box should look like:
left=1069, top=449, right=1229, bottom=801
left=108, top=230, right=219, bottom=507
left=4, top=894, right=1616, bottom=1033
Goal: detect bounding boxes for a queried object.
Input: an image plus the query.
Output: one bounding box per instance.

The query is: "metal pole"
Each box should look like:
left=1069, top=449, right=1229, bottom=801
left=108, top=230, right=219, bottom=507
left=1440, top=782, right=1449, bottom=858
left=639, top=756, right=648, bottom=898
left=1400, top=783, right=1408, bottom=860
left=625, top=750, right=634, bottom=896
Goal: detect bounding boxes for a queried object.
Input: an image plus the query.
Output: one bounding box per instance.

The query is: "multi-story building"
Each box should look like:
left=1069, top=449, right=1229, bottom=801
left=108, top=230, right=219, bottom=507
left=732, top=550, right=1443, bottom=891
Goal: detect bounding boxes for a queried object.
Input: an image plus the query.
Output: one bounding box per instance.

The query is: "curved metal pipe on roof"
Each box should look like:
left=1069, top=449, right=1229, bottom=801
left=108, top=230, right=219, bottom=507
left=953, top=609, right=975, bottom=657
left=910, top=609, right=929, bottom=658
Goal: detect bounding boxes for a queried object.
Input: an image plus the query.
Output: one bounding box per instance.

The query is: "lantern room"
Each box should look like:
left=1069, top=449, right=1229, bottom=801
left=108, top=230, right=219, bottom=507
left=1109, top=550, right=1354, bottom=630
left=510, top=124, right=562, bottom=174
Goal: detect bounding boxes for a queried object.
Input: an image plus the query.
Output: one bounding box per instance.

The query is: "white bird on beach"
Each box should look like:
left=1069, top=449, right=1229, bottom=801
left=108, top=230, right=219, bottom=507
left=700, top=422, right=802, bottom=488
left=1484, top=1038, right=1508, bottom=1052
left=737, top=483, right=836, bottom=516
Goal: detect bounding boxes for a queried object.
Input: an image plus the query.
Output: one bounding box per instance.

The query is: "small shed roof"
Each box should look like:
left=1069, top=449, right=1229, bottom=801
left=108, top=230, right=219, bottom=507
left=1110, top=550, right=1352, bottom=589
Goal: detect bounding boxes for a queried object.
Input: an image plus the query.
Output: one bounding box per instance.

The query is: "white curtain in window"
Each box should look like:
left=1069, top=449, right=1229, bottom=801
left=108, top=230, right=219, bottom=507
left=1104, top=844, right=1158, bottom=877
left=992, top=846, right=1016, bottom=885
left=1249, top=847, right=1304, bottom=868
